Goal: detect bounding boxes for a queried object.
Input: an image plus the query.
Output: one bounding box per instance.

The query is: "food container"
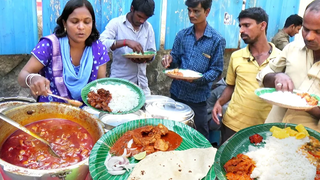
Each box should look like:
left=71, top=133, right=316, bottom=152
left=144, top=101, right=195, bottom=127
left=144, top=95, right=175, bottom=105
left=82, top=106, right=100, bottom=118
left=0, top=103, right=105, bottom=180
left=0, top=97, right=36, bottom=113
left=99, top=110, right=145, bottom=131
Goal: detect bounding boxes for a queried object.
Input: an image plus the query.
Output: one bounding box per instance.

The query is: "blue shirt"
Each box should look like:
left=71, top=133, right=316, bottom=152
left=169, top=24, right=226, bottom=103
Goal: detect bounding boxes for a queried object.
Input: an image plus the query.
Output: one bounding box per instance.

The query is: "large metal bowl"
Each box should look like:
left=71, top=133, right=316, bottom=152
left=0, top=102, right=105, bottom=180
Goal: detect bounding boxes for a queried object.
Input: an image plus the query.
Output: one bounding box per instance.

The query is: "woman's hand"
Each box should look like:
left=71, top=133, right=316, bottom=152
left=29, top=75, right=52, bottom=96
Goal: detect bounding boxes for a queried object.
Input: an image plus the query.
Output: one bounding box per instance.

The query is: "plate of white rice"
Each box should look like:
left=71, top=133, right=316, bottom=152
left=215, top=123, right=320, bottom=180
left=164, top=69, right=203, bottom=80
left=81, top=78, right=145, bottom=114
left=255, top=88, right=320, bottom=110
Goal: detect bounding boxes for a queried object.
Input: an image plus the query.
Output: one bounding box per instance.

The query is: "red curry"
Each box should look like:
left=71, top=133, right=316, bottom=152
left=0, top=119, right=94, bottom=170
left=110, top=124, right=182, bottom=156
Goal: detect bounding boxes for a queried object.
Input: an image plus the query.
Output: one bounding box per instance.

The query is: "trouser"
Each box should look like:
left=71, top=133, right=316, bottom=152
left=171, top=94, right=209, bottom=140
left=220, top=122, right=236, bottom=145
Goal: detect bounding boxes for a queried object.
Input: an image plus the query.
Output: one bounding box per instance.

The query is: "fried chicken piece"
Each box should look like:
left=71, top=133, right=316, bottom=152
left=154, top=123, right=169, bottom=135
left=226, top=172, right=252, bottom=180
left=140, top=126, right=154, bottom=133
left=131, top=126, right=156, bottom=146
left=144, top=146, right=155, bottom=154
left=224, top=154, right=255, bottom=174
left=154, top=139, right=169, bottom=151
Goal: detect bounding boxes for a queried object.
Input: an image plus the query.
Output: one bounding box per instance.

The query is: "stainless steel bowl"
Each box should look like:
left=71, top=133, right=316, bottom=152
left=144, top=101, right=194, bottom=127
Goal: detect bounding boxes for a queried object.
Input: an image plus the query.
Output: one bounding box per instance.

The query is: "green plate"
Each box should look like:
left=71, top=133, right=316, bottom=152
left=123, top=51, right=156, bottom=55
left=214, top=123, right=320, bottom=180
left=122, top=51, right=156, bottom=59
left=255, top=88, right=320, bottom=110
left=89, top=118, right=215, bottom=180
left=81, top=78, right=145, bottom=114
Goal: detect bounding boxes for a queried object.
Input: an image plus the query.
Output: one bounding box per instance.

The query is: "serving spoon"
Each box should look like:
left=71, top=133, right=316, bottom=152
left=0, top=113, right=60, bottom=158
left=48, top=93, right=83, bottom=107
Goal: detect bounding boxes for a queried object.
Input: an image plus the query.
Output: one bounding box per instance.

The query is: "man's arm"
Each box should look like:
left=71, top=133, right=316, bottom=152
left=307, top=107, right=320, bottom=119
left=212, top=84, right=234, bottom=124
left=99, top=19, right=119, bottom=52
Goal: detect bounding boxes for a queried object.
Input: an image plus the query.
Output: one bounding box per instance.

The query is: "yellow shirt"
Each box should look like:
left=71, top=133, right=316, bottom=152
left=257, top=39, right=320, bottom=132
left=223, top=43, right=281, bottom=132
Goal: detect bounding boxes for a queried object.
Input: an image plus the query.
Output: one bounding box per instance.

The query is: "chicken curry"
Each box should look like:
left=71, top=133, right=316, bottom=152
left=110, top=124, right=182, bottom=156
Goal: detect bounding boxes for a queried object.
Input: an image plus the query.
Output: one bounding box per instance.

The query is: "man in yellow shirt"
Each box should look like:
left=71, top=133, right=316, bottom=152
left=257, top=0, right=320, bottom=132
left=212, top=7, right=281, bottom=144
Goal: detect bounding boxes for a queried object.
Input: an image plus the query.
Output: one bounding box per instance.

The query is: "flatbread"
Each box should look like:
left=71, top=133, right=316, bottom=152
left=128, top=147, right=217, bottom=180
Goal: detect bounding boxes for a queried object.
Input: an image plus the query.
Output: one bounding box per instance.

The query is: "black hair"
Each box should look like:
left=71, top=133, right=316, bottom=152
left=306, top=0, right=320, bottom=12
left=131, top=0, right=155, bottom=17
left=54, top=0, right=99, bottom=46
left=185, top=0, right=212, bottom=10
left=238, top=7, right=269, bottom=33
left=284, top=14, right=303, bottom=28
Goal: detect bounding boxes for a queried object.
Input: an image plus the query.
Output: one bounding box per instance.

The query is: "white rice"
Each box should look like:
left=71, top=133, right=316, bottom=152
left=89, top=83, right=139, bottom=113
left=245, top=136, right=316, bottom=180
left=260, top=91, right=310, bottom=107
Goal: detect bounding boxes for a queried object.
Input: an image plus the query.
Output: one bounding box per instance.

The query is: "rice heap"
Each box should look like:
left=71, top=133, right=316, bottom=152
left=246, top=135, right=316, bottom=180
left=260, top=91, right=310, bottom=107
left=90, top=83, right=139, bottom=113
left=181, top=70, right=202, bottom=77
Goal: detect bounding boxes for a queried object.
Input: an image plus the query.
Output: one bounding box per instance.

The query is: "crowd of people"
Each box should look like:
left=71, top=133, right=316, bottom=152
left=17, top=0, right=320, bottom=144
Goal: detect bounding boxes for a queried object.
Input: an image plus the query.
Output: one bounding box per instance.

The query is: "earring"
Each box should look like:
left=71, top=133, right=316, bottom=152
left=64, top=27, right=67, bottom=32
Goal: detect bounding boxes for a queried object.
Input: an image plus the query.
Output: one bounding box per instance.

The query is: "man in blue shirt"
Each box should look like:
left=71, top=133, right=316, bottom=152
left=161, top=0, right=226, bottom=139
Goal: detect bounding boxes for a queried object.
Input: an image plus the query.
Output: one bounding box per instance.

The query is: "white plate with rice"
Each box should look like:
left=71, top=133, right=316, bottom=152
left=255, top=88, right=320, bottom=110
left=164, top=69, right=203, bottom=80
left=81, top=78, right=145, bottom=114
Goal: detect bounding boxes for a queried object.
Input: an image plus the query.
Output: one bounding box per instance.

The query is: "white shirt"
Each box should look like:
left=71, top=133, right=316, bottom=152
left=99, top=14, right=156, bottom=95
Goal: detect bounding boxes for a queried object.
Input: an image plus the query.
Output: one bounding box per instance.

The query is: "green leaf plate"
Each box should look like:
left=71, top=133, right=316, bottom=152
left=89, top=118, right=215, bottom=180
left=81, top=78, right=145, bottom=114
left=214, top=123, right=320, bottom=180
left=255, top=88, right=320, bottom=110
left=122, top=51, right=156, bottom=59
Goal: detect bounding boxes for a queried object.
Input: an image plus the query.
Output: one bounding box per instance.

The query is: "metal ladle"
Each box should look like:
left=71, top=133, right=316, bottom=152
left=0, top=113, right=60, bottom=158
left=48, top=93, right=83, bottom=107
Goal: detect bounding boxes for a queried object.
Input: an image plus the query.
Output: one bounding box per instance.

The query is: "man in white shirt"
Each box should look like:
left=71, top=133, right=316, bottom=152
left=100, top=0, right=156, bottom=95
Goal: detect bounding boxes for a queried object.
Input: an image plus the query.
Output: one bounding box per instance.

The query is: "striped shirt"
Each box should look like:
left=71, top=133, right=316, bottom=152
left=169, top=24, right=226, bottom=103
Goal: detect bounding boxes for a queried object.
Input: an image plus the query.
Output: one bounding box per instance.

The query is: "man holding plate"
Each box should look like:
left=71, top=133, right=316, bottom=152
left=161, top=0, right=226, bottom=139
left=257, top=0, right=320, bottom=132
left=212, top=7, right=281, bottom=144
left=100, top=0, right=156, bottom=95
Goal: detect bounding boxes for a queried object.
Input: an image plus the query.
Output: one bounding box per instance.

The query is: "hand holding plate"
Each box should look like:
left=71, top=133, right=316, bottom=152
left=274, top=73, right=294, bottom=92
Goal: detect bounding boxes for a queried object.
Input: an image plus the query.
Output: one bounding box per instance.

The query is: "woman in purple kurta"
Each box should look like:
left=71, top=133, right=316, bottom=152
left=18, top=0, right=109, bottom=103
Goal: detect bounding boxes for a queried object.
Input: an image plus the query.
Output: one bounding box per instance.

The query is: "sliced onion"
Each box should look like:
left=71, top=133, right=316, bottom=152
left=108, top=170, right=126, bottom=175
left=105, top=153, right=136, bottom=176
left=127, top=139, right=133, bottom=148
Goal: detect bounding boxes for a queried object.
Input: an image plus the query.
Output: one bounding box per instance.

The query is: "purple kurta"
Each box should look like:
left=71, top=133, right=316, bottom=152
left=31, top=36, right=109, bottom=103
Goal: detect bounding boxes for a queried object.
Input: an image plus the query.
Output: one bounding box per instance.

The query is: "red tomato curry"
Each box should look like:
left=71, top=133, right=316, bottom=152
left=0, top=119, right=94, bottom=170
